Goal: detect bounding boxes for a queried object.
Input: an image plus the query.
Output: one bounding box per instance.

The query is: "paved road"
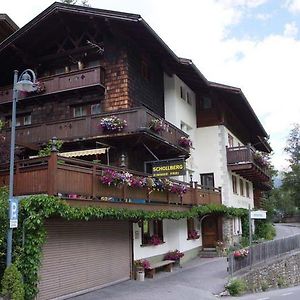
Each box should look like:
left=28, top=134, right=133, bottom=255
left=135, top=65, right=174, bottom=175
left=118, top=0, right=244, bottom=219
left=226, top=285, right=300, bottom=300
left=274, top=223, right=300, bottom=239
left=71, top=224, right=300, bottom=300
left=72, top=257, right=228, bottom=300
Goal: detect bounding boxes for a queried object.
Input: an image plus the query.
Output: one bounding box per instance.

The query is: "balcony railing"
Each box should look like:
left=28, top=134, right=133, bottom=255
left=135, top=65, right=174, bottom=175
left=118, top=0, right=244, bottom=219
left=0, top=66, right=105, bottom=104
left=0, top=154, right=222, bottom=211
left=5, top=107, right=189, bottom=150
left=226, top=145, right=271, bottom=184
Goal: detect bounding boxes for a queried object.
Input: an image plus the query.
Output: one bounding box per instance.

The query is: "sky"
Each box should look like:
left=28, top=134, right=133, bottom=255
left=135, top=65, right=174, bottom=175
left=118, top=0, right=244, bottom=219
left=2, top=0, right=300, bottom=171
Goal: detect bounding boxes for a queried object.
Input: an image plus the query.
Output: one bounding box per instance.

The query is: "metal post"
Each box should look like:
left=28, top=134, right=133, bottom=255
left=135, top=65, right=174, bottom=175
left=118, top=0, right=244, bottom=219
left=6, top=70, right=19, bottom=267
left=248, top=205, right=252, bottom=270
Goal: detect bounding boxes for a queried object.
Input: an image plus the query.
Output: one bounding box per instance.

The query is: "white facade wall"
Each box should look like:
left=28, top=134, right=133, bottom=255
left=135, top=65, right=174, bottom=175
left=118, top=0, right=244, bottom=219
left=133, top=218, right=201, bottom=260
left=164, top=73, right=198, bottom=181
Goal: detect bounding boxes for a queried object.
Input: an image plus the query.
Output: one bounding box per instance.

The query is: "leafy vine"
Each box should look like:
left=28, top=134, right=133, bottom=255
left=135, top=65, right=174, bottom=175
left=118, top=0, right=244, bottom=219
left=0, top=191, right=247, bottom=299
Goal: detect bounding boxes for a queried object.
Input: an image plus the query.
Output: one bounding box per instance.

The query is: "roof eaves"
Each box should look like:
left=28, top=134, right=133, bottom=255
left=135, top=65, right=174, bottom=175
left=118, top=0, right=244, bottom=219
left=209, top=81, right=269, bottom=138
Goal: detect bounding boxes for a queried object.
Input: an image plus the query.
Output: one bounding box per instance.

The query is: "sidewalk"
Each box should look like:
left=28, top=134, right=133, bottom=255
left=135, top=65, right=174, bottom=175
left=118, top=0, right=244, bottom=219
left=71, top=257, right=228, bottom=300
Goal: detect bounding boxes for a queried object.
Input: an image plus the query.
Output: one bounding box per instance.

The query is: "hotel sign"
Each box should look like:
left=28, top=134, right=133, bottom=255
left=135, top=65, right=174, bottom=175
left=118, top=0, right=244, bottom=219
left=152, top=159, right=186, bottom=177
left=250, top=210, right=267, bottom=219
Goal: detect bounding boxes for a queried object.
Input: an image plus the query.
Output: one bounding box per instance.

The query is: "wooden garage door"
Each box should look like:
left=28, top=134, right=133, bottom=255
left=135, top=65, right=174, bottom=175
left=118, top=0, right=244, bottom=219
left=38, top=219, right=131, bottom=300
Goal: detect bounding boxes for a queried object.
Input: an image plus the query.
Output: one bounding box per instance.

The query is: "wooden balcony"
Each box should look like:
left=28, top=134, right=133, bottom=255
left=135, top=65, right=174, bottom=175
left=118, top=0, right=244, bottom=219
left=0, top=66, right=105, bottom=104
left=0, top=154, right=222, bottom=211
left=4, top=107, right=189, bottom=154
left=226, top=145, right=271, bottom=188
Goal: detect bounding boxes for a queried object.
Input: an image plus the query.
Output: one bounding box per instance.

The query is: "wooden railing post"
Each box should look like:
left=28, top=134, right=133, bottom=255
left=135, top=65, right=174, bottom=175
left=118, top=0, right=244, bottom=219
left=218, top=186, right=222, bottom=205
left=47, top=150, right=58, bottom=196
left=92, top=165, right=97, bottom=199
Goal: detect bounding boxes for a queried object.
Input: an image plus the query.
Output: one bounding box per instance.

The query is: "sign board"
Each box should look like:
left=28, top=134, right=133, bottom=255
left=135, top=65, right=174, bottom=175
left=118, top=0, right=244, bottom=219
left=250, top=210, right=267, bottom=219
left=152, top=159, right=186, bottom=177
left=9, top=198, right=18, bottom=228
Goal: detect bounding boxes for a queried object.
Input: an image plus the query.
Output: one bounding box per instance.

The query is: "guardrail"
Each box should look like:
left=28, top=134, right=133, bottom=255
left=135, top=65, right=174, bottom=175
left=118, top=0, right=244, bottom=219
left=0, top=153, right=222, bottom=207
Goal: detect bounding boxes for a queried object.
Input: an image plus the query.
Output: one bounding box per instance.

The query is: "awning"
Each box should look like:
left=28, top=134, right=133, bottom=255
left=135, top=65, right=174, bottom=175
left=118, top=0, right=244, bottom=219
left=59, top=148, right=107, bottom=158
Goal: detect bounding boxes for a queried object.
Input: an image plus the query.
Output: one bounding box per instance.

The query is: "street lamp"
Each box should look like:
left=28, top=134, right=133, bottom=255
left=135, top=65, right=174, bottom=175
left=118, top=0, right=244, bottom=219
left=7, top=69, right=37, bottom=267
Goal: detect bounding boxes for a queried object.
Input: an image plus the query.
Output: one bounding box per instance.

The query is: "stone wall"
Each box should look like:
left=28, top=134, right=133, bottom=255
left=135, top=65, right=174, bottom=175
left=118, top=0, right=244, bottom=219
left=240, top=251, right=300, bottom=292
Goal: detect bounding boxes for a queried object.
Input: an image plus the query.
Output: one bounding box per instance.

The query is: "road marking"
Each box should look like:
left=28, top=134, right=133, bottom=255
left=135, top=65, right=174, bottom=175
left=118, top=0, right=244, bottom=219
left=281, top=292, right=293, bottom=296
left=257, top=298, right=270, bottom=300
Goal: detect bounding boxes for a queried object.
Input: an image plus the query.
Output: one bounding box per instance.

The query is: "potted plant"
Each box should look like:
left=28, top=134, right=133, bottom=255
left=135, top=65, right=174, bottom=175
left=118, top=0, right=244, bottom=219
left=98, top=116, right=127, bottom=132
left=178, top=136, right=192, bottom=150
left=134, top=260, right=151, bottom=281
left=233, top=248, right=249, bottom=259
left=149, top=118, right=168, bottom=133
left=188, top=229, right=200, bottom=240
left=164, top=249, right=184, bottom=265
left=149, top=234, right=163, bottom=245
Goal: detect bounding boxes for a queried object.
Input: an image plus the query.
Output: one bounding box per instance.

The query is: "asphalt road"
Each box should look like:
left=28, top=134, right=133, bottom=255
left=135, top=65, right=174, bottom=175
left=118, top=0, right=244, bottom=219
left=274, top=223, right=300, bottom=239
left=71, top=257, right=228, bottom=300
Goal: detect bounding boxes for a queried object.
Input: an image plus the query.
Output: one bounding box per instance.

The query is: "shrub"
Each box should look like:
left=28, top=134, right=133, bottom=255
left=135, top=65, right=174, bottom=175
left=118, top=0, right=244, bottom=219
left=226, top=278, right=246, bottom=296
left=1, top=264, right=24, bottom=300
left=255, top=221, right=276, bottom=240
left=261, top=281, right=268, bottom=291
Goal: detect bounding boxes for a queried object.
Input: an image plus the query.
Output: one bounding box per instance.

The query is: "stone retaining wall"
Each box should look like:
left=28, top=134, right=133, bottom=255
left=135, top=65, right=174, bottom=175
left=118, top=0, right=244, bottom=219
left=240, top=251, right=300, bottom=292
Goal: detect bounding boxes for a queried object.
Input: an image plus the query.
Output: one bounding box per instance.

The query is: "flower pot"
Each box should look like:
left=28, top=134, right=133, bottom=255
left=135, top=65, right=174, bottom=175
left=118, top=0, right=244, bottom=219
left=136, top=269, right=145, bottom=281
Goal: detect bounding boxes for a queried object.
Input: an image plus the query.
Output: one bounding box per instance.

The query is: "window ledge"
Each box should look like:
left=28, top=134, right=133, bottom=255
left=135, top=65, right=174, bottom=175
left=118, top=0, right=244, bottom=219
left=140, top=242, right=165, bottom=247
left=187, top=238, right=200, bottom=241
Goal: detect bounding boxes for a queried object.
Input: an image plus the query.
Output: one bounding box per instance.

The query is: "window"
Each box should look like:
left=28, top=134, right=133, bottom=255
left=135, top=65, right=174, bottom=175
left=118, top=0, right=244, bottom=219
left=245, top=182, right=250, bottom=198
left=141, top=220, right=163, bottom=245
left=228, top=134, right=234, bottom=147
left=7, top=114, right=31, bottom=127
left=180, top=121, right=192, bottom=134
left=186, top=91, right=192, bottom=105
left=73, top=106, right=87, bottom=117
left=200, top=173, right=215, bottom=188
left=91, top=103, right=101, bottom=115
left=232, top=175, right=237, bottom=194
left=187, top=218, right=196, bottom=238
left=24, top=115, right=32, bottom=125
left=239, top=179, right=244, bottom=196
left=180, top=86, right=186, bottom=100
left=201, top=96, right=212, bottom=109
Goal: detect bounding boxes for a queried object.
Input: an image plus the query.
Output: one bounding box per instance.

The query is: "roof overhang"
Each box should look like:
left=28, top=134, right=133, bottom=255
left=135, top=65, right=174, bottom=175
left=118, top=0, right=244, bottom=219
left=0, top=14, right=18, bottom=43
left=209, top=81, right=272, bottom=153
left=0, top=2, right=208, bottom=91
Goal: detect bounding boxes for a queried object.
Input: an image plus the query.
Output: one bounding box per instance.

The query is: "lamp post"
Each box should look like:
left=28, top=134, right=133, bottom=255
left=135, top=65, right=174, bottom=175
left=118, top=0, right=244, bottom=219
left=7, top=69, right=37, bottom=267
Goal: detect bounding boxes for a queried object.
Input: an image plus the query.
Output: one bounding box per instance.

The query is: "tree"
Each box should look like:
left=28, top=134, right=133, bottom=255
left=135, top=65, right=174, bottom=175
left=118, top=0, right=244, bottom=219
left=284, top=123, right=300, bottom=165
left=60, top=0, right=91, bottom=6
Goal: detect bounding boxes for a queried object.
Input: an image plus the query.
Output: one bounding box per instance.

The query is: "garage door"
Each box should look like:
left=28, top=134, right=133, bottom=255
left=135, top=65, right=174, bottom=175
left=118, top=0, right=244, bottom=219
left=38, top=219, right=131, bottom=300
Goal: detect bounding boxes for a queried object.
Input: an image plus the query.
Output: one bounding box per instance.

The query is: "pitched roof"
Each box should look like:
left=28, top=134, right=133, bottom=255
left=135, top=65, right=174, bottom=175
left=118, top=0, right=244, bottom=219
left=0, top=2, right=208, bottom=91
left=0, top=14, right=18, bottom=43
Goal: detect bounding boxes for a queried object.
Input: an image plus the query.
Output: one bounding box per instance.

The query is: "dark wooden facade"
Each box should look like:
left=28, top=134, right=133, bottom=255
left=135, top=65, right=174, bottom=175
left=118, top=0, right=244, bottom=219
left=226, top=145, right=271, bottom=190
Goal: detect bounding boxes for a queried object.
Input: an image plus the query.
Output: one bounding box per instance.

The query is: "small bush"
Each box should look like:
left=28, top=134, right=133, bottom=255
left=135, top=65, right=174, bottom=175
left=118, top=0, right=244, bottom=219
left=255, top=221, right=276, bottom=240
left=277, top=276, right=286, bottom=288
left=1, top=264, right=24, bottom=300
left=261, top=281, right=268, bottom=291
left=226, top=278, right=247, bottom=296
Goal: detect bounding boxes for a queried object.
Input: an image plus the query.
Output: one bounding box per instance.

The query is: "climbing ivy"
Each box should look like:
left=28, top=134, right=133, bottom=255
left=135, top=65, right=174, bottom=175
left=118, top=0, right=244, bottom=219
left=0, top=192, right=247, bottom=299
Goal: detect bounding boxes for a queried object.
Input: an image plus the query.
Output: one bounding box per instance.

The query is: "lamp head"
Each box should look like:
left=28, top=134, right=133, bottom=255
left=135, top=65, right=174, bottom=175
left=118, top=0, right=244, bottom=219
left=15, top=71, right=37, bottom=92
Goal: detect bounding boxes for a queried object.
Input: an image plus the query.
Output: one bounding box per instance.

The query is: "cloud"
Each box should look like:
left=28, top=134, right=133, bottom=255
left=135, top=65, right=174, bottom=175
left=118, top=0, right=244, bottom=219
left=255, top=12, right=273, bottom=21
left=285, top=0, right=300, bottom=13
left=220, top=0, right=269, bottom=8
left=283, top=22, right=299, bottom=37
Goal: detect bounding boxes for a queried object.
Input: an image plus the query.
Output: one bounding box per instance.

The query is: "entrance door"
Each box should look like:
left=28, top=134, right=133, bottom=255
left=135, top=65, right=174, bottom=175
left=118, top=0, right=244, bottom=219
left=202, top=215, right=218, bottom=248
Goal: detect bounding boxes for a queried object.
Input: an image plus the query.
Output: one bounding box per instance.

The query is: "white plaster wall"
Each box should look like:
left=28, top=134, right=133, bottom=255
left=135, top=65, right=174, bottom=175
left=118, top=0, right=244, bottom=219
left=133, top=218, right=201, bottom=260
left=164, top=74, right=198, bottom=181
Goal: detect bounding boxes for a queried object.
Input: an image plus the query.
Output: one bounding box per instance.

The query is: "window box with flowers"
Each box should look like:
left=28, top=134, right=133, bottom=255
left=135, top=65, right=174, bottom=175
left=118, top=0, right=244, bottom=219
left=188, top=229, right=200, bottom=240
left=178, top=136, right=192, bottom=150
left=149, top=118, right=169, bottom=133
left=164, top=250, right=184, bottom=262
left=233, top=248, right=249, bottom=259
left=98, top=116, right=127, bottom=132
